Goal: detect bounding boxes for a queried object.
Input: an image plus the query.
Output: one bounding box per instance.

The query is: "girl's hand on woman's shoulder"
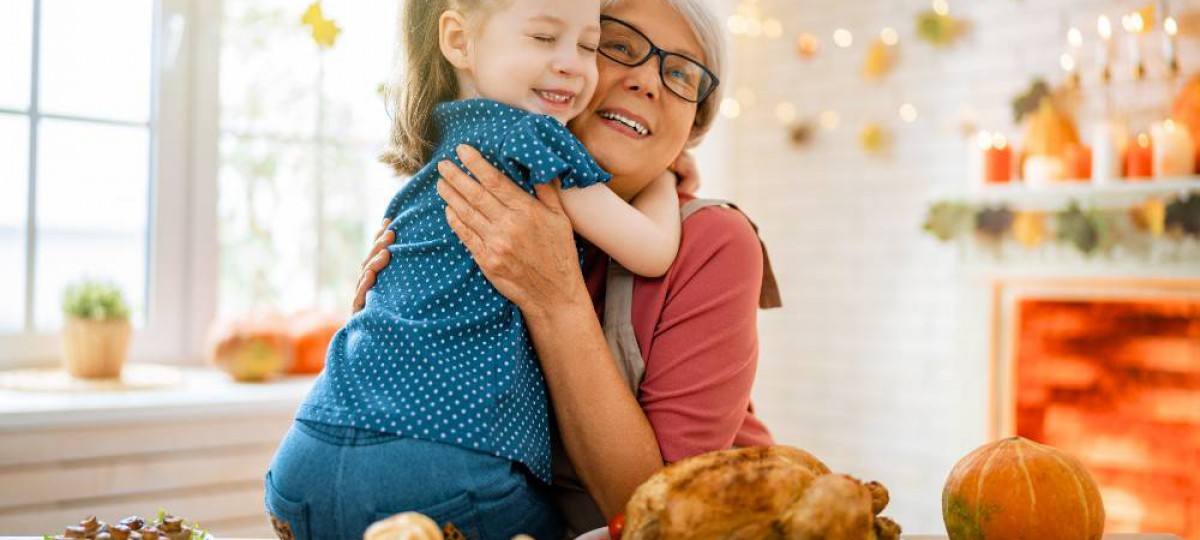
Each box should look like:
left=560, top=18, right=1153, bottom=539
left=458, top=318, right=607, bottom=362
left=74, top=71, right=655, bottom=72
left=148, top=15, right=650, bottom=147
left=670, top=151, right=701, bottom=195
left=351, top=219, right=395, bottom=313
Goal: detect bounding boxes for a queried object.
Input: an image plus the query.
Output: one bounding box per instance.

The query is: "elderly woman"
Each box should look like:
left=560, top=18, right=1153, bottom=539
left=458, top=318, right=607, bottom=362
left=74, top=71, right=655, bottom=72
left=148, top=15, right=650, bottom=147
left=355, top=0, right=777, bottom=534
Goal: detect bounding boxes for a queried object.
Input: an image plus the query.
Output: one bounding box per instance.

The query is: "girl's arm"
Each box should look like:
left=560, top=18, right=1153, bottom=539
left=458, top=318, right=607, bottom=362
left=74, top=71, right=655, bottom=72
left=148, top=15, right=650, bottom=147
left=558, top=172, right=680, bottom=278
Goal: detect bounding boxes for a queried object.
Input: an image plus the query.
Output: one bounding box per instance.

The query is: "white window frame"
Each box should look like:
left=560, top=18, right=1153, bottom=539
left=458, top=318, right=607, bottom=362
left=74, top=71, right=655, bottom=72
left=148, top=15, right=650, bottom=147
left=0, top=0, right=219, bottom=368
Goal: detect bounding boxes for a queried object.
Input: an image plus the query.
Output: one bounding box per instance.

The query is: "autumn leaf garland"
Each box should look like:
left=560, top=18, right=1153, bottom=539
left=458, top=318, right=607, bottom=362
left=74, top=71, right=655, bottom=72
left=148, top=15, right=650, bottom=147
left=922, top=193, right=1200, bottom=256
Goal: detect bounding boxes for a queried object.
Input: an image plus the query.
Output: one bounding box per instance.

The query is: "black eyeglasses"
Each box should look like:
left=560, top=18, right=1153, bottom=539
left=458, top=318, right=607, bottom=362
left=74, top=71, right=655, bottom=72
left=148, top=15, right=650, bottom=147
left=598, top=16, right=719, bottom=104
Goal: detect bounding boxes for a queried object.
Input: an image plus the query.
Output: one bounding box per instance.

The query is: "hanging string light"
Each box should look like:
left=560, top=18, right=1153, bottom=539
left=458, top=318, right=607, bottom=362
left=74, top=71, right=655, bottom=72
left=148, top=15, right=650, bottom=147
left=728, top=0, right=782, bottom=40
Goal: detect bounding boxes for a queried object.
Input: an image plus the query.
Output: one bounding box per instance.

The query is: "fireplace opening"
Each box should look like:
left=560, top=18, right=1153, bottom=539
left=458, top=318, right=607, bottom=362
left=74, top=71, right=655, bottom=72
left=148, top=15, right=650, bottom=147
left=993, top=280, right=1199, bottom=538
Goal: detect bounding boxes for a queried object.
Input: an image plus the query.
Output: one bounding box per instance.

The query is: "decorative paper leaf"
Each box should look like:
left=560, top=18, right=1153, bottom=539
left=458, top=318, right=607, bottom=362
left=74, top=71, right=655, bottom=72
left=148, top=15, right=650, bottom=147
left=1011, top=212, right=1047, bottom=249
left=796, top=33, right=820, bottom=59
left=1056, top=202, right=1107, bottom=255
left=923, top=201, right=974, bottom=241
left=859, top=122, right=888, bottom=154
left=1012, top=79, right=1051, bottom=124
left=1165, top=193, right=1200, bottom=238
left=301, top=3, right=323, bottom=26
left=975, top=206, right=1014, bottom=240
left=916, top=11, right=964, bottom=47
left=301, top=2, right=341, bottom=49
left=863, top=39, right=893, bottom=80
left=788, top=121, right=816, bottom=149
left=1130, top=197, right=1166, bottom=237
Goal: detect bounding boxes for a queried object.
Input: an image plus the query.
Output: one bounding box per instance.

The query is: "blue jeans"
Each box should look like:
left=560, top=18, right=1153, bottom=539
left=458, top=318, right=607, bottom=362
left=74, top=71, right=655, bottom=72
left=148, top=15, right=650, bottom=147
left=264, top=420, right=565, bottom=540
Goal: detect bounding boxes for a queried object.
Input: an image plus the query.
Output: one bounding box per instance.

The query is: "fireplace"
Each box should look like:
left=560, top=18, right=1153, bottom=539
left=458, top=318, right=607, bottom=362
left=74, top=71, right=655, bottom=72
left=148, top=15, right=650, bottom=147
left=990, top=278, right=1200, bottom=539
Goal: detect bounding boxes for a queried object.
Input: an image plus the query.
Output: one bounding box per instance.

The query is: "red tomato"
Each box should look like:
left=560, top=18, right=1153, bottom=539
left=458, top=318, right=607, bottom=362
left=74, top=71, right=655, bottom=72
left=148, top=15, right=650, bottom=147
left=607, top=513, right=626, bottom=539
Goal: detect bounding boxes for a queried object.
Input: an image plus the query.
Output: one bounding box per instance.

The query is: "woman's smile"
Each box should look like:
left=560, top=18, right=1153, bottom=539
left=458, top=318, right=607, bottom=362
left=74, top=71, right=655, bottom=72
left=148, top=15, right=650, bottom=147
left=597, top=107, right=652, bottom=138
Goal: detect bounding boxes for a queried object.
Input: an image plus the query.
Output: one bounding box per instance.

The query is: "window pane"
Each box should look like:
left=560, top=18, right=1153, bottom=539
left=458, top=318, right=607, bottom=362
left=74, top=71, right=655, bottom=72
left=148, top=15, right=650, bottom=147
left=315, top=145, right=400, bottom=310
left=319, top=2, right=397, bottom=145
left=220, top=0, right=320, bottom=139
left=218, top=135, right=318, bottom=316
left=35, top=119, right=149, bottom=329
left=0, top=0, right=33, bottom=111
left=39, top=0, right=153, bottom=123
left=0, top=115, right=29, bottom=331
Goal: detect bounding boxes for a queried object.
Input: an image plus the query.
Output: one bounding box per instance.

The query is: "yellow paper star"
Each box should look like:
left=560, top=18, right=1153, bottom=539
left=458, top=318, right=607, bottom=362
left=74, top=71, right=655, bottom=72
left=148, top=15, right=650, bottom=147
left=1012, top=212, right=1047, bottom=249
left=301, top=2, right=341, bottom=49
left=863, top=39, right=893, bottom=80
left=859, top=122, right=888, bottom=154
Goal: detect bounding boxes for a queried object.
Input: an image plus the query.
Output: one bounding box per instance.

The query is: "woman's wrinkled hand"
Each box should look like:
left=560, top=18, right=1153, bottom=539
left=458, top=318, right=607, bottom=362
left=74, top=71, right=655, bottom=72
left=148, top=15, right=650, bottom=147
left=670, top=150, right=701, bottom=194
left=435, top=144, right=587, bottom=316
left=351, top=219, right=395, bottom=314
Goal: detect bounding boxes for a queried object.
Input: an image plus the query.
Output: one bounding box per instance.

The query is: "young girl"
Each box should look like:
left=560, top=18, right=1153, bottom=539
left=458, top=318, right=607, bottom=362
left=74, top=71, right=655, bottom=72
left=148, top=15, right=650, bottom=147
left=266, top=0, right=681, bottom=539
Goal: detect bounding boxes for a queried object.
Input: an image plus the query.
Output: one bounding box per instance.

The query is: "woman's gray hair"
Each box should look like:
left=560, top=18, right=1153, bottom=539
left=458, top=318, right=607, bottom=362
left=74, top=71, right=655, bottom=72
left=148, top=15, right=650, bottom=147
left=603, top=0, right=727, bottom=147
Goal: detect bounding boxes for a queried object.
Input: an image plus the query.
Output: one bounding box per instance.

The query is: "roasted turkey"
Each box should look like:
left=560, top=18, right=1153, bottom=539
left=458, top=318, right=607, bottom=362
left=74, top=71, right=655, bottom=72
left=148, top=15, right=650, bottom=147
left=622, top=446, right=901, bottom=540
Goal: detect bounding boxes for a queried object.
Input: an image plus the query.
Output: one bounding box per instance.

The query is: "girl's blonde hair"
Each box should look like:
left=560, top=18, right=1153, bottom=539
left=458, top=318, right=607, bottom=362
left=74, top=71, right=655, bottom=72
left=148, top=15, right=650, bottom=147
left=380, top=0, right=494, bottom=176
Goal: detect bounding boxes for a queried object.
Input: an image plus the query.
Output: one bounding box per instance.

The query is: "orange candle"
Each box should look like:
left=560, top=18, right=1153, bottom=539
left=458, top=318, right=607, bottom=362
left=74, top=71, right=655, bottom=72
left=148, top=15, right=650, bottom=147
left=1125, top=132, right=1154, bottom=179
left=983, top=133, right=1013, bottom=184
left=1063, top=143, right=1092, bottom=181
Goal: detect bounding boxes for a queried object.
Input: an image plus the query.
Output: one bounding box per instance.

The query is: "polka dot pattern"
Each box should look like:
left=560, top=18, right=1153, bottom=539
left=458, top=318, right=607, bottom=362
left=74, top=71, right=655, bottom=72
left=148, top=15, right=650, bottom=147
left=296, top=99, right=610, bottom=483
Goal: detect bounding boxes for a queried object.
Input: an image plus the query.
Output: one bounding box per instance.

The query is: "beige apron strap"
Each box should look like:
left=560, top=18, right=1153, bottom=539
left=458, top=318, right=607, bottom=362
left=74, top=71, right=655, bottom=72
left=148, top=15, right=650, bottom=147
left=603, top=260, right=645, bottom=397
left=602, top=198, right=782, bottom=399
left=680, top=199, right=782, bottom=309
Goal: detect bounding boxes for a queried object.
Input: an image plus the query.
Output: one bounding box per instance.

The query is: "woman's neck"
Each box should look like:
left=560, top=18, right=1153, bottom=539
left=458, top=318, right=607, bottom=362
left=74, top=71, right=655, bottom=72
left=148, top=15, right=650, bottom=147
left=606, top=174, right=652, bottom=202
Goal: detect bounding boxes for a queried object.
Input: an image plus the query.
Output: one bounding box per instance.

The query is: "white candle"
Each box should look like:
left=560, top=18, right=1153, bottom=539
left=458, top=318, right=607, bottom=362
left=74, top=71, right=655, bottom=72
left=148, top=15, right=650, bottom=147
left=1151, top=119, right=1195, bottom=178
left=1164, top=16, right=1179, bottom=75
left=1097, top=15, right=1113, bottom=82
left=968, top=131, right=987, bottom=189
left=1123, top=13, right=1146, bottom=79
left=1091, top=118, right=1128, bottom=184
left=1065, top=27, right=1082, bottom=85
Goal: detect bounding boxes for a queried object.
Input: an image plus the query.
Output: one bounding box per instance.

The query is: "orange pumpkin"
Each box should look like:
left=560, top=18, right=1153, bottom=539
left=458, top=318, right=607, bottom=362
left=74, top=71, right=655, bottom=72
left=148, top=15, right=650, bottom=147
left=1171, top=74, right=1200, bottom=173
left=1020, top=100, right=1080, bottom=178
left=943, top=437, right=1105, bottom=540
left=207, top=314, right=292, bottom=382
left=287, top=310, right=344, bottom=374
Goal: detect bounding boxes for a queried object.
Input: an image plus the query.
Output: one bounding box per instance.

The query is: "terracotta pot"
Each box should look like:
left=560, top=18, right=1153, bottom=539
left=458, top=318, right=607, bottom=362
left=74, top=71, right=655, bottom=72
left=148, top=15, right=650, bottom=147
left=61, top=317, right=132, bottom=379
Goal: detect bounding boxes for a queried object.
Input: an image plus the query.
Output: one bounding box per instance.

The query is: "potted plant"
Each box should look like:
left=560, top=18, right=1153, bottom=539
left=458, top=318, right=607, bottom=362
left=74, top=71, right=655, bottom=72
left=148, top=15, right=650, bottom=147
left=61, top=280, right=132, bottom=379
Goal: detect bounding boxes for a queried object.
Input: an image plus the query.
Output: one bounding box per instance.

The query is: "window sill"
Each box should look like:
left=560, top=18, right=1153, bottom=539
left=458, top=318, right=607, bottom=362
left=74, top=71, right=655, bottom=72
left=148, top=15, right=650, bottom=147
left=0, top=366, right=314, bottom=430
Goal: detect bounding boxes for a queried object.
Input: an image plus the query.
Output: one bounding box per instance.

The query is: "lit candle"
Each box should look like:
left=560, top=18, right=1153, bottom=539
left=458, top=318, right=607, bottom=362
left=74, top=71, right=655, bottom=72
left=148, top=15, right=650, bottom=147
left=1091, top=118, right=1128, bottom=184
left=1063, top=143, right=1092, bottom=181
left=1126, top=132, right=1154, bottom=179
left=982, top=132, right=1013, bottom=184
left=1097, top=15, right=1113, bottom=83
left=1065, top=27, right=1082, bottom=87
left=1164, top=16, right=1179, bottom=77
left=1151, top=119, right=1196, bottom=178
left=1123, top=12, right=1146, bottom=80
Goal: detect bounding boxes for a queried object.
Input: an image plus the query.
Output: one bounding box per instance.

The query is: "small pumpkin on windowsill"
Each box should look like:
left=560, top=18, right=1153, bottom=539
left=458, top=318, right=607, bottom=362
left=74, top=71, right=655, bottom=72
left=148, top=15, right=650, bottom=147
left=207, top=313, right=292, bottom=382
left=60, top=280, right=133, bottom=379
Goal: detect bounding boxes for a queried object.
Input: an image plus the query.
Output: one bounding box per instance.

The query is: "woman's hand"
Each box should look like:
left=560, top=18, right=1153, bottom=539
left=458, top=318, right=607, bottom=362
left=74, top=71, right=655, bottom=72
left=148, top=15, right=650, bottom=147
left=351, top=219, right=395, bottom=313
left=435, top=145, right=589, bottom=319
left=670, top=150, right=701, bottom=194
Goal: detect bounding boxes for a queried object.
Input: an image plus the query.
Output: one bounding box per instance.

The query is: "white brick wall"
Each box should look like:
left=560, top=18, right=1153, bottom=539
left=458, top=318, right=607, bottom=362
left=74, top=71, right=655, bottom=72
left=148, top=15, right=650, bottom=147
left=717, top=0, right=1200, bottom=534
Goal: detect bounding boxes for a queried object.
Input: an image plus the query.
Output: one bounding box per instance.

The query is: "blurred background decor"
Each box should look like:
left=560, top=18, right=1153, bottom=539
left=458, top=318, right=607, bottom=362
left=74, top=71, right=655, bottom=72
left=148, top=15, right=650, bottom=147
left=1, top=0, right=1198, bottom=537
